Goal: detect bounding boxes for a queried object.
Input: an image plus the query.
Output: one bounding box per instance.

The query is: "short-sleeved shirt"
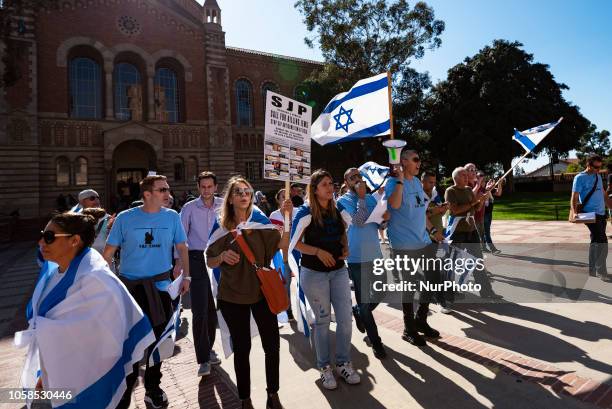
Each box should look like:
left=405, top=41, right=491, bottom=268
left=572, top=172, right=605, bottom=215
left=445, top=185, right=477, bottom=233
left=206, top=229, right=281, bottom=304
left=107, top=206, right=187, bottom=290
left=384, top=177, right=431, bottom=250
left=337, top=191, right=383, bottom=263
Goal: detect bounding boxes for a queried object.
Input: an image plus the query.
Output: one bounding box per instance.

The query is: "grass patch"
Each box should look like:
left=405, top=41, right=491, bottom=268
left=492, top=192, right=570, bottom=221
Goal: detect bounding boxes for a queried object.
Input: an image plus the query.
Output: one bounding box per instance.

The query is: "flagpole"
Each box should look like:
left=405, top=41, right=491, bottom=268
left=387, top=71, right=394, bottom=140
left=491, top=150, right=531, bottom=190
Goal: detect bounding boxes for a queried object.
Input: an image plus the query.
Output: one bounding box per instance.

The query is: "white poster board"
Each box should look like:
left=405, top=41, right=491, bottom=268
left=263, top=91, right=312, bottom=184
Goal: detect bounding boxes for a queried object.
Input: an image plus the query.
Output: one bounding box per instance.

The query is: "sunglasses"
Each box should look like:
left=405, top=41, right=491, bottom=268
left=411, top=157, right=421, bottom=163
left=85, top=196, right=100, bottom=201
left=40, top=230, right=73, bottom=244
left=153, top=187, right=170, bottom=193
left=232, top=188, right=253, bottom=197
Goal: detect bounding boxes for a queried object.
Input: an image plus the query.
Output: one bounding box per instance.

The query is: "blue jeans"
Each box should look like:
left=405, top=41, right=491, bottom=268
left=300, top=266, right=353, bottom=368
left=347, top=262, right=381, bottom=346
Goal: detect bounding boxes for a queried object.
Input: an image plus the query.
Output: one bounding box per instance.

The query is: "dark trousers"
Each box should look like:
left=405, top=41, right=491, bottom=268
left=118, top=286, right=173, bottom=408
left=218, top=298, right=280, bottom=400
left=586, top=215, right=608, bottom=275
left=189, top=250, right=218, bottom=364
left=347, top=262, right=381, bottom=346
left=483, top=211, right=494, bottom=246
left=391, top=245, right=440, bottom=331
left=450, top=230, right=494, bottom=297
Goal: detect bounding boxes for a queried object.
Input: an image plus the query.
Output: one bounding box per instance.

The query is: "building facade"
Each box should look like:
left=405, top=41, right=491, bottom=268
left=0, top=0, right=320, bottom=218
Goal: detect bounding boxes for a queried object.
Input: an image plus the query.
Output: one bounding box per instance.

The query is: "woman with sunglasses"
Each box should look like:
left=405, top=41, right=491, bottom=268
left=206, top=176, right=292, bottom=409
left=290, top=169, right=360, bottom=390
left=15, top=212, right=155, bottom=408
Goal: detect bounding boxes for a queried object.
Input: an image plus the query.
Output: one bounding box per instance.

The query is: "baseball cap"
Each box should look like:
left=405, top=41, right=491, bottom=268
left=78, top=189, right=99, bottom=201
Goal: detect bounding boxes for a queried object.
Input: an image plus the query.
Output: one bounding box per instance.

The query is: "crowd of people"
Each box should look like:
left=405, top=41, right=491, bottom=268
left=19, top=150, right=610, bottom=409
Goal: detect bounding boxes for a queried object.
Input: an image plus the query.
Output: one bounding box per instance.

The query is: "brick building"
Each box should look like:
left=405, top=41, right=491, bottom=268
left=0, top=0, right=321, bottom=219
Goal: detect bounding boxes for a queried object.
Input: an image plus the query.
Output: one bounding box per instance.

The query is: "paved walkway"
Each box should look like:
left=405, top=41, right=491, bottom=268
left=0, top=221, right=611, bottom=409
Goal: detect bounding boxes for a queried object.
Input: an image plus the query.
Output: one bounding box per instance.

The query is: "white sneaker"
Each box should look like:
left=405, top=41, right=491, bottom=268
left=440, top=307, right=452, bottom=314
left=335, top=361, right=360, bottom=385
left=320, top=365, right=337, bottom=390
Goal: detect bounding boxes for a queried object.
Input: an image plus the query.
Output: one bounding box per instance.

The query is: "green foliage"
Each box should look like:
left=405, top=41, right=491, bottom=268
left=565, top=162, right=583, bottom=173
left=295, top=0, right=444, bottom=88
left=294, top=0, right=444, bottom=175
left=575, top=124, right=610, bottom=166
left=424, top=40, right=591, bottom=173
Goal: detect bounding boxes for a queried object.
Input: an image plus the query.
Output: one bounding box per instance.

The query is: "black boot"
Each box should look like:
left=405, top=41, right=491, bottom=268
left=242, top=398, right=255, bottom=409
left=266, top=393, right=284, bottom=409
left=402, top=329, right=426, bottom=346
left=415, top=304, right=440, bottom=338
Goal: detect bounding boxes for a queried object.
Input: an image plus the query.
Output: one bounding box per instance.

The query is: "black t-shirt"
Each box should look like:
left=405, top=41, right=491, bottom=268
left=301, top=209, right=345, bottom=272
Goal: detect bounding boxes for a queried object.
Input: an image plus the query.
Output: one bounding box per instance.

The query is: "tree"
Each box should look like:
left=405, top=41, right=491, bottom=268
left=424, top=40, right=591, bottom=175
left=575, top=124, right=610, bottom=166
left=294, top=0, right=445, bottom=174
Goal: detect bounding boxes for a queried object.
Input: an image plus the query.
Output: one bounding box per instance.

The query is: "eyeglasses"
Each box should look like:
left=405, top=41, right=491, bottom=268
left=40, top=230, right=73, bottom=244
left=348, top=173, right=362, bottom=181
left=232, top=188, right=253, bottom=197
left=153, top=187, right=170, bottom=193
left=86, top=196, right=100, bottom=201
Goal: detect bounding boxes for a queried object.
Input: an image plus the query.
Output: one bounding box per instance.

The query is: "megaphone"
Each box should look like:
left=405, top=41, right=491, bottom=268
left=382, top=139, right=407, bottom=164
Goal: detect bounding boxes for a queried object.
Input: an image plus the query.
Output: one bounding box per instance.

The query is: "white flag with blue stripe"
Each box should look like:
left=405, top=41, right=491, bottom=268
left=358, top=161, right=390, bottom=191
left=311, top=73, right=391, bottom=145
left=148, top=301, right=182, bottom=366
left=513, top=117, right=563, bottom=153
left=15, top=248, right=155, bottom=409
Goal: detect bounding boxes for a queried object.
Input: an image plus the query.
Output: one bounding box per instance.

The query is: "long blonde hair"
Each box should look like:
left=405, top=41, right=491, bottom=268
left=307, top=169, right=341, bottom=227
left=220, top=176, right=254, bottom=230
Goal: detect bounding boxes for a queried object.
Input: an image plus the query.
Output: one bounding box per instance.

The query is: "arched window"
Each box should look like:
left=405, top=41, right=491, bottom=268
left=69, top=57, right=102, bottom=119
left=173, top=157, right=185, bottom=182
left=235, top=79, right=253, bottom=127
left=261, top=81, right=279, bottom=112
left=74, top=157, right=88, bottom=186
left=114, top=62, right=142, bottom=121
left=56, top=157, right=70, bottom=187
left=186, top=157, right=198, bottom=182
left=155, top=67, right=179, bottom=123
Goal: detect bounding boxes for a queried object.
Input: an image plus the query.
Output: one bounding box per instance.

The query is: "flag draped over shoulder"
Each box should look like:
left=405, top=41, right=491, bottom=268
left=311, top=73, right=391, bottom=145
left=206, top=206, right=285, bottom=358
left=288, top=205, right=316, bottom=337
left=15, top=248, right=155, bottom=409
left=513, top=118, right=563, bottom=153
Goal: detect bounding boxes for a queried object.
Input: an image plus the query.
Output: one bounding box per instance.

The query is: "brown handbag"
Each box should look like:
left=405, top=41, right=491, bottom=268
left=231, top=231, right=289, bottom=314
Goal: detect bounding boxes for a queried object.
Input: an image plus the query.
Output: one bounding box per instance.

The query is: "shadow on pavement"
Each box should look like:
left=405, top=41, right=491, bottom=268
left=452, top=303, right=612, bottom=378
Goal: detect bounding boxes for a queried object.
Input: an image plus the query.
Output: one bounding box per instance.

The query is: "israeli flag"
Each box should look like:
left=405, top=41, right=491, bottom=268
left=513, top=117, right=563, bottom=153
left=15, top=249, right=155, bottom=409
left=148, top=301, right=182, bottom=366
left=311, top=73, right=391, bottom=145
left=358, top=161, right=390, bottom=191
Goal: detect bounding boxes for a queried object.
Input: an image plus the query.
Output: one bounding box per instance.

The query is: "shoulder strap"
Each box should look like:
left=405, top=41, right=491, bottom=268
left=230, top=230, right=257, bottom=266
left=582, top=174, right=600, bottom=206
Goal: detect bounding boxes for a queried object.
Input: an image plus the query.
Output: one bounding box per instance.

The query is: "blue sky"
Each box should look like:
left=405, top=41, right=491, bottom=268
left=202, top=0, right=611, bottom=171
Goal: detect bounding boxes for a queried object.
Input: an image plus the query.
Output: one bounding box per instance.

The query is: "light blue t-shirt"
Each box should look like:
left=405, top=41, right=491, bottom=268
left=337, top=191, right=383, bottom=263
left=572, top=172, right=605, bottom=215
left=385, top=176, right=431, bottom=250
left=107, top=207, right=187, bottom=290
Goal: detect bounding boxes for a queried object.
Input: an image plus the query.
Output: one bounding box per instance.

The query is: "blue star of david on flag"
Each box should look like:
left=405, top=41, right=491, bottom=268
left=333, top=106, right=354, bottom=133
